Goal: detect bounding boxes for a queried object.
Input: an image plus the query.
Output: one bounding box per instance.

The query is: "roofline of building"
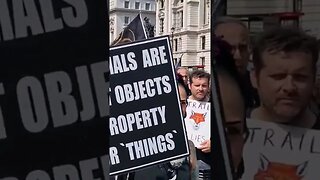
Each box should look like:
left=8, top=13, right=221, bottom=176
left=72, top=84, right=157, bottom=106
left=109, top=8, right=156, bottom=14
left=173, top=49, right=210, bottom=54
left=170, top=28, right=210, bottom=36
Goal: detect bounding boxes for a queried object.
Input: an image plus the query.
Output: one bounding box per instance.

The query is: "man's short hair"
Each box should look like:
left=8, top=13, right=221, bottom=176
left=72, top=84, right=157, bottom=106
left=252, top=26, right=320, bottom=75
left=189, top=70, right=210, bottom=84
left=213, top=16, right=248, bottom=33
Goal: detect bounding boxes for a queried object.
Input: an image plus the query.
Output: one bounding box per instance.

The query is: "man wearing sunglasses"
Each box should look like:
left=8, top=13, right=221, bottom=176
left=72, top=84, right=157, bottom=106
left=214, top=16, right=260, bottom=111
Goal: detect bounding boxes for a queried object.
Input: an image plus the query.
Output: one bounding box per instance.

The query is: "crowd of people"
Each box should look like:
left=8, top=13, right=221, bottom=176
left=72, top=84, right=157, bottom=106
left=173, top=16, right=320, bottom=179
left=111, top=15, right=320, bottom=179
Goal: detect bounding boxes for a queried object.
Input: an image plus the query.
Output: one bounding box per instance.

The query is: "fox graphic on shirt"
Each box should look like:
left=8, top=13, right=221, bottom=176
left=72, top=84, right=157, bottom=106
left=254, top=154, right=308, bottom=180
left=189, top=111, right=207, bottom=125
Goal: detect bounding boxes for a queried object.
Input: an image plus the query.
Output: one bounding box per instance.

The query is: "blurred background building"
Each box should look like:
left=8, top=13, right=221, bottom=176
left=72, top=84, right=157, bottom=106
left=109, top=0, right=320, bottom=73
left=155, top=0, right=211, bottom=72
left=109, top=0, right=156, bottom=45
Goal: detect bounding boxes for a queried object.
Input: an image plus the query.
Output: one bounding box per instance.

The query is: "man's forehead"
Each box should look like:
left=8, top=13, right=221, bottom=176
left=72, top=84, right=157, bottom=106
left=215, top=23, right=249, bottom=44
left=215, top=22, right=248, bottom=34
left=259, top=51, right=314, bottom=73
left=191, top=77, right=209, bottom=82
left=262, top=50, right=313, bottom=62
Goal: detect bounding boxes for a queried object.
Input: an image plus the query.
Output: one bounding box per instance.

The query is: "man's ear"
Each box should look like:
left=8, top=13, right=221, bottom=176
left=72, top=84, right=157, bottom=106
left=250, top=69, right=258, bottom=89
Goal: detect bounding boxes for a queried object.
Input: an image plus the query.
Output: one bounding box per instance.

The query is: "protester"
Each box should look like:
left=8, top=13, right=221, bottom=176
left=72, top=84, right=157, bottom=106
left=310, top=78, right=320, bottom=116
left=177, top=74, right=189, bottom=116
left=213, top=35, right=248, bottom=179
left=177, top=67, right=190, bottom=86
left=240, top=27, right=320, bottom=180
left=188, top=70, right=210, bottom=102
left=177, top=67, right=191, bottom=95
left=249, top=26, right=320, bottom=129
left=132, top=74, right=198, bottom=180
left=214, top=16, right=260, bottom=110
left=186, top=70, right=211, bottom=169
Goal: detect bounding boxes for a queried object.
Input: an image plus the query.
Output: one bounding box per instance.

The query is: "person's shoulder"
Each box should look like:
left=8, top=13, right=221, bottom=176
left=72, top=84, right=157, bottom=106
left=242, top=70, right=252, bottom=85
left=245, top=70, right=251, bottom=77
left=312, top=116, right=320, bottom=130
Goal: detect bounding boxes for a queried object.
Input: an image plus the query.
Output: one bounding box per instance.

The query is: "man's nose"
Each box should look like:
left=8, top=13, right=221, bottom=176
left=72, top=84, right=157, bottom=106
left=232, top=48, right=242, bottom=61
left=282, top=76, right=297, bottom=93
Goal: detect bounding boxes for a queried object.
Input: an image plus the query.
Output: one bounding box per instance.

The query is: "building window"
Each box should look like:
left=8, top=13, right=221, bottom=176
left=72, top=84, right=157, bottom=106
left=174, top=39, right=178, bottom=51
left=179, top=38, right=182, bottom=51
left=203, top=0, right=207, bottom=24
left=135, top=2, right=140, bottom=9
left=124, top=1, right=129, bottom=8
left=160, top=0, right=164, bottom=8
left=201, top=36, right=205, bottom=50
left=180, top=11, right=183, bottom=27
left=201, top=57, right=205, bottom=66
left=160, top=18, right=164, bottom=33
left=145, top=2, right=150, bottom=10
left=124, top=16, right=130, bottom=25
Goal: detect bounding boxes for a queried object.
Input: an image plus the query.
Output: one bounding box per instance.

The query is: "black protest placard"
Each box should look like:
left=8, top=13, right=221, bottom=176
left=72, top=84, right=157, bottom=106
left=0, top=0, right=108, bottom=179
left=109, top=36, right=189, bottom=176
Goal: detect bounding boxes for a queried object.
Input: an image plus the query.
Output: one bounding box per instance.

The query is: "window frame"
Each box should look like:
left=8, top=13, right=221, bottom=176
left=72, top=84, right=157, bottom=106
left=135, top=1, right=140, bottom=9
left=124, top=1, right=130, bottom=8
